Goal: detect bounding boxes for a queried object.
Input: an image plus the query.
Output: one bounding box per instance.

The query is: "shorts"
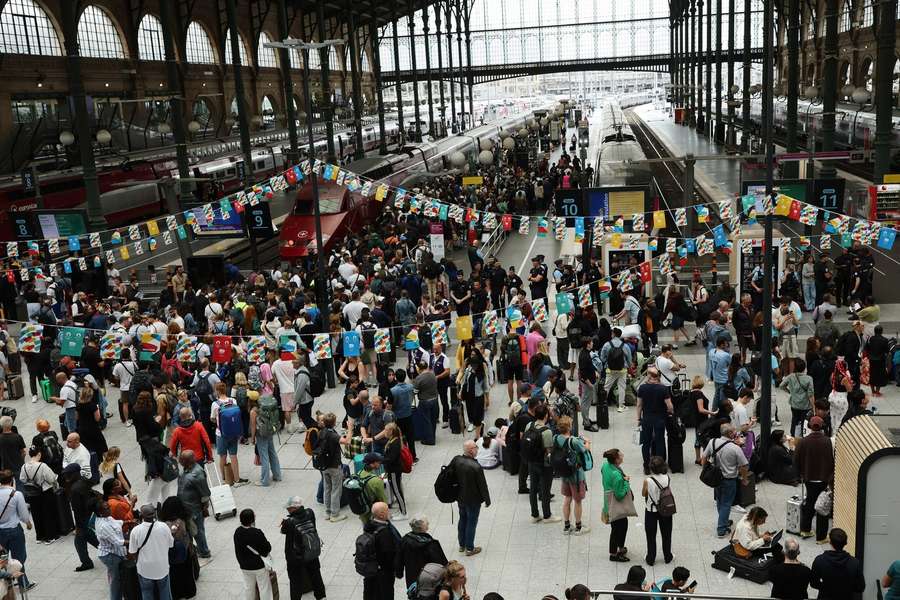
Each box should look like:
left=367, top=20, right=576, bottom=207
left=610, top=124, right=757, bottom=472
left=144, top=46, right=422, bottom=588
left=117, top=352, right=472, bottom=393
left=568, top=347, right=581, bottom=365
left=780, top=334, right=799, bottom=358
left=561, top=479, right=587, bottom=501
left=280, top=393, right=296, bottom=412
left=506, top=364, right=524, bottom=382
left=216, top=435, right=239, bottom=456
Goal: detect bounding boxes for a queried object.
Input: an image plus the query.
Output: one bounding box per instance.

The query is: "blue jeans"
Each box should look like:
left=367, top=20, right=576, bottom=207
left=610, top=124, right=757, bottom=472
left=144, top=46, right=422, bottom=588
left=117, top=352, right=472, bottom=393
left=256, top=435, right=282, bottom=485
left=139, top=574, right=172, bottom=600
left=712, top=382, right=727, bottom=412
left=639, top=415, right=667, bottom=467
left=715, top=478, right=738, bottom=535
left=0, top=525, right=30, bottom=588
left=64, top=406, right=77, bottom=435
left=802, top=282, right=816, bottom=311
left=457, top=502, right=481, bottom=551
left=99, top=553, right=124, bottom=600
left=191, top=511, right=210, bottom=557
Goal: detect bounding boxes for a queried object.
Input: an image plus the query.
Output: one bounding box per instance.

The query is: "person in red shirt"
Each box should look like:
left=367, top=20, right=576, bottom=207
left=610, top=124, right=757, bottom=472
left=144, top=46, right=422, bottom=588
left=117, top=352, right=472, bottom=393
left=169, top=407, right=213, bottom=464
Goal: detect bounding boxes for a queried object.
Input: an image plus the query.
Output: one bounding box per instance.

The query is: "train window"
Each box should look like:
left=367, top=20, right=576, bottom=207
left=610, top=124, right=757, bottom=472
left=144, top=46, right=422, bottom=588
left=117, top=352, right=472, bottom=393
left=226, top=168, right=235, bottom=177
left=255, top=160, right=266, bottom=170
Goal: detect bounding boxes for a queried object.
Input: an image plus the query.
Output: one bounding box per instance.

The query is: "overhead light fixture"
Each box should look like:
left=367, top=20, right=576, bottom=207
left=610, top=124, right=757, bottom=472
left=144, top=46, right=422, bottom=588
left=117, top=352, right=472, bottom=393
left=105, top=82, right=110, bottom=87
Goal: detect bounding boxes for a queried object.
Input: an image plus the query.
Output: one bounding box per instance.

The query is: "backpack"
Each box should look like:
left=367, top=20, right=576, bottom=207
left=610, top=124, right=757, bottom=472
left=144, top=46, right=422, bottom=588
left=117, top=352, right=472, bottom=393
left=354, top=527, right=382, bottom=577
left=504, top=336, right=522, bottom=367
left=344, top=474, right=376, bottom=515
left=255, top=395, right=280, bottom=439
left=433, top=463, right=459, bottom=503
left=311, top=430, right=333, bottom=471
left=290, top=512, right=322, bottom=562
left=607, top=340, right=626, bottom=370
left=234, top=387, right=249, bottom=410
left=22, top=464, right=44, bottom=501
left=522, top=423, right=548, bottom=464
left=247, top=364, right=262, bottom=391
left=550, top=435, right=577, bottom=478
left=399, top=444, right=414, bottom=474
left=39, top=433, right=63, bottom=467
left=359, top=320, right=377, bottom=349
left=307, top=362, right=326, bottom=398
left=650, top=476, right=677, bottom=517
left=303, top=427, right=320, bottom=456
left=409, top=562, right=447, bottom=600
left=160, top=455, right=180, bottom=482
left=169, top=537, right=189, bottom=564
left=567, top=320, right=583, bottom=348
left=217, top=401, right=243, bottom=439
left=192, top=373, right=215, bottom=409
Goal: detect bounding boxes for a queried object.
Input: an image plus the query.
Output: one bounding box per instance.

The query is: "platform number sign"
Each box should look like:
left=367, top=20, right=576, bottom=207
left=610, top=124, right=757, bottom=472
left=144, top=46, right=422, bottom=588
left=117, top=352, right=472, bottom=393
left=21, top=168, right=35, bottom=193
left=247, top=203, right=273, bottom=239
left=12, top=216, right=34, bottom=240
left=813, top=178, right=846, bottom=213
left=554, top=189, right=583, bottom=226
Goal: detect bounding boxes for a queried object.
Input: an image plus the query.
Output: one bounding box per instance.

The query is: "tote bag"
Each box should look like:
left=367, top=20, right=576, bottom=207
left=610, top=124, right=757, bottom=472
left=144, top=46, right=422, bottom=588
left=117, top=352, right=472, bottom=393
left=605, top=488, right=638, bottom=522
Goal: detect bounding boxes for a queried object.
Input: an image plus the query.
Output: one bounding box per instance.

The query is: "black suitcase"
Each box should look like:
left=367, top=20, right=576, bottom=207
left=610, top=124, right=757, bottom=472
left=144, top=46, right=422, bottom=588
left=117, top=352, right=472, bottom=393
left=58, top=413, right=69, bottom=439
left=665, top=415, right=685, bottom=473
left=595, top=387, right=610, bottom=430
left=7, top=375, right=24, bottom=401
left=55, top=489, right=74, bottom=535
left=412, top=405, right=434, bottom=445
left=448, top=404, right=464, bottom=434
left=502, top=447, right=520, bottom=476
left=711, top=543, right=780, bottom=584
left=496, top=359, right=507, bottom=384
left=736, top=473, right=756, bottom=507
left=120, top=558, right=141, bottom=600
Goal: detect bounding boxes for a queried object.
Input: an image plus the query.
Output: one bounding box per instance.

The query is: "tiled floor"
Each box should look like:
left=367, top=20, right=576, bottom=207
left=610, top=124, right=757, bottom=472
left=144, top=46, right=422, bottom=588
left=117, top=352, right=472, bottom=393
left=5, top=322, right=899, bottom=600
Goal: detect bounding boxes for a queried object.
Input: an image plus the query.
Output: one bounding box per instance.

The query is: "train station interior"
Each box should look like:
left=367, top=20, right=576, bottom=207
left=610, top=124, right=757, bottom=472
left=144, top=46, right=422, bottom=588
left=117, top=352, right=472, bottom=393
left=0, top=1, right=899, bottom=599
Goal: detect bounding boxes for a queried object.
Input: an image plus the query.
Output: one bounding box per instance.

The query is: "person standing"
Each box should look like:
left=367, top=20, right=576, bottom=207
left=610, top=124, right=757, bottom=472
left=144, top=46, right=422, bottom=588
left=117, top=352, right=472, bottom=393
left=359, top=501, right=399, bottom=600
left=793, top=416, right=833, bottom=543
left=316, top=413, right=346, bottom=523
left=810, top=528, right=866, bottom=599
left=701, top=423, right=749, bottom=538
left=95, top=501, right=126, bottom=600
left=769, top=538, right=813, bottom=600
left=524, top=404, right=560, bottom=525
left=396, top=515, right=448, bottom=588
left=0, top=470, right=34, bottom=590
left=19, top=446, right=58, bottom=543
left=779, top=359, right=815, bottom=437
left=708, top=338, right=732, bottom=411
left=128, top=504, right=175, bottom=600
left=271, top=353, right=298, bottom=432
left=635, top=368, right=674, bottom=475
left=233, top=508, right=273, bottom=600
left=641, top=456, right=674, bottom=566
left=601, top=328, right=632, bottom=412
left=601, top=449, right=633, bottom=562
left=554, top=416, right=590, bottom=535
left=248, top=393, right=282, bottom=487
left=429, top=344, right=452, bottom=429
left=211, top=382, right=247, bottom=486
left=61, top=463, right=99, bottom=572
left=281, top=496, right=326, bottom=600
left=0, top=419, right=25, bottom=490
left=448, top=440, right=491, bottom=556
left=382, top=423, right=407, bottom=517
left=176, top=450, right=212, bottom=562
left=577, top=338, right=601, bottom=433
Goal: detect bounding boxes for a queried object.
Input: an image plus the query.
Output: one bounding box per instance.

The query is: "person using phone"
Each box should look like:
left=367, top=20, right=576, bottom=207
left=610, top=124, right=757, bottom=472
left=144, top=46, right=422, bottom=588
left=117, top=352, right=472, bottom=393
left=733, top=506, right=781, bottom=558
left=651, top=566, right=696, bottom=597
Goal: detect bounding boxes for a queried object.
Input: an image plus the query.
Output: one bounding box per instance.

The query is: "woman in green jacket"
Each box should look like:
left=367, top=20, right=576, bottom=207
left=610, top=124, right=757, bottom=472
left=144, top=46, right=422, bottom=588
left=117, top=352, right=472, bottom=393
left=601, top=448, right=632, bottom=562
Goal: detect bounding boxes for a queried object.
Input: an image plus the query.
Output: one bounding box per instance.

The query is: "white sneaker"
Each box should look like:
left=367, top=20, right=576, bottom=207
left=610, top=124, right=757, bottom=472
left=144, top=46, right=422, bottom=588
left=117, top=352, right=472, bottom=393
left=531, top=516, right=543, bottom=524
left=296, top=423, right=307, bottom=433
left=31, top=395, right=38, bottom=403
left=466, top=423, right=474, bottom=432
left=125, top=420, right=133, bottom=428
left=543, top=516, right=562, bottom=524
left=329, top=514, right=348, bottom=523
left=616, top=406, right=625, bottom=413
left=573, top=526, right=591, bottom=535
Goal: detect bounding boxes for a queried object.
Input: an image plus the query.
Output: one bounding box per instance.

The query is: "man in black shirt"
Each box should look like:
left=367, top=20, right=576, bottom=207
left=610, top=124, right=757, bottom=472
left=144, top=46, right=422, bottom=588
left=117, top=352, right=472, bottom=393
left=79, top=336, right=105, bottom=388
left=505, top=267, right=524, bottom=303
left=510, top=394, right=540, bottom=494
left=487, top=259, right=507, bottom=311
left=471, top=282, right=490, bottom=337
left=528, top=256, right=548, bottom=300
left=451, top=272, right=472, bottom=316
left=769, top=538, right=812, bottom=600
left=636, top=368, right=673, bottom=475
left=833, top=247, right=852, bottom=307
left=0, top=417, right=25, bottom=475
left=233, top=509, right=275, bottom=597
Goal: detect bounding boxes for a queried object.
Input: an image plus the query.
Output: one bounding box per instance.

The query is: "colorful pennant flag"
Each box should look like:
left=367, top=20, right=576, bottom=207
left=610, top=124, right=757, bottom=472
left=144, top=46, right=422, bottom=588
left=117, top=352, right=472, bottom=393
left=374, top=329, right=392, bottom=353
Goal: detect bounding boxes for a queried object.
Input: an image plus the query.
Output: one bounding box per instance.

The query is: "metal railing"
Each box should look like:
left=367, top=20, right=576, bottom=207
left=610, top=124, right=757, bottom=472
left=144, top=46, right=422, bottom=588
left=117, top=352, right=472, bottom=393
left=585, top=590, right=775, bottom=599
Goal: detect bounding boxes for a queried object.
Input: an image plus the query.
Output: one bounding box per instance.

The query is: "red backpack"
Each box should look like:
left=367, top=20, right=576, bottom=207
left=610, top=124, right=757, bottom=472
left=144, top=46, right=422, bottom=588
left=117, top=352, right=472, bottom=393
left=399, top=444, right=414, bottom=474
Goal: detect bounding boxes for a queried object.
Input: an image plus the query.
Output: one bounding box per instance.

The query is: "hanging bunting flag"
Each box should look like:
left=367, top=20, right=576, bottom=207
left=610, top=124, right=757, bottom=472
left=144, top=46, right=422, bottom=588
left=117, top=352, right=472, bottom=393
left=610, top=233, right=622, bottom=248
left=106, top=250, right=115, bottom=264
left=176, top=336, right=197, bottom=363
left=62, top=260, right=72, bottom=275
left=799, top=236, right=811, bottom=251
left=430, top=321, right=449, bottom=346
left=555, top=291, right=573, bottom=315
left=632, top=213, right=645, bottom=231
left=26, top=241, right=39, bottom=254
left=60, top=327, right=86, bottom=357
left=741, top=194, right=756, bottom=214
left=553, top=217, right=566, bottom=240
left=17, top=323, right=42, bottom=353
left=762, top=193, right=774, bottom=215
left=77, top=257, right=87, bottom=271
left=712, top=224, right=728, bottom=247
left=361, top=181, right=373, bottom=197
left=598, top=278, right=612, bottom=298
left=342, top=331, right=361, bottom=357
left=375, top=184, right=389, bottom=202
left=502, top=214, right=513, bottom=231
left=482, top=312, right=498, bottom=335
left=313, top=333, right=332, bottom=359
left=162, top=231, right=173, bottom=246
left=449, top=205, right=464, bottom=224
left=454, top=315, right=472, bottom=341
left=212, top=336, right=232, bottom=363
left=93, top=256, right=101, bottom=268
left=592, top=217, right=604, bottom=246
left=322, top=164, right=334, bottom=180
left=613, top=217, right=625, bottom=233
left=626, top=237, right=640, bottom=250
left=574, top=217, right=585, bottom=243
left=640, top=262, right=652, bottom=283
left=284, top=166, right=300, bottom=185
left=6, top=243, right=17, bottom=258
left=18, top=268, right=28, bottom=282
left=408, top=195, right=419, bottom=213
left=666, top=238, right=677, bottom=253
left=242, top=337, right=264, bottom=364
left=483, top=212, right=497, bottom=230
left=506, top=307, right=524, bottom=331
left=128, top=225, right=140, bottom=241
left=799, top=205, right=818, bottom=226
left=373, top=328, right=392, bottom=354
left=47, top=239, right=59, bottom=255
left=100, top=333, right=123, bottom=360
left=685, top=238, right=696, bottom=253
left=841, top=232, right=853, bottom=248
left=788, top=199, right=802, bottom=220
left=820, top=235, right=832, bottom=250
left=729, top=215, right=742, bottom=235
left=465, top=207, right=476, bottom=223
left=537, top=218, right=549, bottom=237
left=166, top=216, right=177, bottom=231
left=518, top=216, right=530, bottom=235
left=148, top=238, right=158, bottom=252
left=146, top=220, right=160, bottom=236
left=700, top=237, right=714, bottom=256
left=740, top=239, right=753, bottom=254
left=120, top=246, right=130, bottom=260
left=528, top=298, right=545, bottom=322
left=177, top=225, right=187, bottom=240
left=139, top=332, right=162, bottom=361
left=219, top=198, right=232, bottom=218
left=402, top=328, right=419, bottom=350
left=133, top=241, right=144, bottom=255
left=425, top=199, right=439, bottom=218
left=695, top=206, right=709, bottom=223
left=675, top=208, right=687, bottom=227
left=877, top=227, right=897, bottom=250
left=68, top=236, right=81, bottom=252
left=577, top=285, right=592, bottom=308
left=653, top=210, right=666, bottom=229
left=618, top=274, right=633, bottom=293
left=718, top=200, right=733, bottom=221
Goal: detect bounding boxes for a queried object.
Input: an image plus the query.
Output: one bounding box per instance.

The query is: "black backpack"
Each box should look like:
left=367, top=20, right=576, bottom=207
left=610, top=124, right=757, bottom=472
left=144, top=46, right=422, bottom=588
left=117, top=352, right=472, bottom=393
left=311, top=430, right=334, bottom=471
left=343, top=474, right=376, bottom=515
left=550, top=435, right=577, bottom=478
left=38, top=433, right=63, bottom=467
left=359, top=320, right=377, bottom=349
left=504, top=336, right=522, bottom=368
left=289, top=512, right=322, bottom=562
left=130, top=370, right=155, bottom=406
left=607, top=340, right=626, bottom=371
left=354, top=526, right=382, bottom=577
left=567, top=321, right=583, bottom=348
left=434, top=463, right=459, bottom=503
left=191, top=373, right=215, bottom=408
left=522, top=423, right=548, bottom=463
left=699, top=440, right=732, bottom=488
left=307, top=363, right=326, bottom=398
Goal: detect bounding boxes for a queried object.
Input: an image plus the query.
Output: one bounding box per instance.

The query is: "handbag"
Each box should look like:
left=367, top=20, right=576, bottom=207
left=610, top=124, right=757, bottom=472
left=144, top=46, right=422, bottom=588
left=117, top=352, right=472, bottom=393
left=814, top=489, right=833, bottom=517
left=699, top=440, right=733, bottom=488
left=253, top=569, right=280, bottom=600
left=605, top=488, right=637, bottom=522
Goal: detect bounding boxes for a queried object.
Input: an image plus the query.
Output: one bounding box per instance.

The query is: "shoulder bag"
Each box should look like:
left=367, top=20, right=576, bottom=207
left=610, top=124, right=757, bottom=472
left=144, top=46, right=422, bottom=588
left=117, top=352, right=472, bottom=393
left=605, top=468, right=638, bottom=522
left=699, top=441, right=733, bottom=488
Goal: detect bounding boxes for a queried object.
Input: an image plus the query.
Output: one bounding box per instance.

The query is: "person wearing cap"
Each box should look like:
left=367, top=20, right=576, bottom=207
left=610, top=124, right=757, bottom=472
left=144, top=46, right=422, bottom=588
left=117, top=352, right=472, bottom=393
left=0, top=469, right=34, bottom=590
left=529, top=256, right=549, bottom=300
left=357, top=453, right=388, bottom=524
left=793, top=416, right=834, bottom=543
left=128, top=504, right=175, bottom=600
left=474, top=427, right=502, bottom=469
left=281, top=496, right=326, bottom=600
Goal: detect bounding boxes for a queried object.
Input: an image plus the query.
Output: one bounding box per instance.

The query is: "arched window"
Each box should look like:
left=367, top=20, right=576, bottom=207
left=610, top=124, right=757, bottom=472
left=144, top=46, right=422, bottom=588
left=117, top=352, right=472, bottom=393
left=257, top=32, right=277, bottom=68
left=224, top=28, right=249, bottom=66
left=861, top=1, right=874, bottom=27
left=185, top=22, right=215, bottom=64
left=137, top=14, right=164, bottom=61
left=308, top=46, right=321, bottom=70
left=360, top=50, right=370, bottom=72
left=839, top=0, right=852, bottom=32
left=805, top=8, right=817, bottom=39
left=289, top=48, right=302, bottom=69
left=77, top=4, right=126, bottom=59
left=261, top=95, right=277, bottom=127
left=328, top=46, right=338, bottom=70
left=861, top=57, right=874, bottom=91
left=0, top=0, right=62, bottom=56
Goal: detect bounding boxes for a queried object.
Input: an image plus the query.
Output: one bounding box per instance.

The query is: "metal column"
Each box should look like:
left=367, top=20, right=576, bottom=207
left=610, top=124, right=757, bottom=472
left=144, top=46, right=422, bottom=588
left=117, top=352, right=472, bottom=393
left=408, top=13, right=422, bottom=141
left=873, top=0, right=898, bottom=182
left=455, top=4, right=465, bottom=130
left=391, top=3, right=405, bottom=143
left=423, top=9, right=434, bottom=137
left=225, top=0, right=259, bottom=270
left=714, top=0, right=722, bottom=142
left=784, top=0, right=800, bottom=179
left=758, top=0, right=775, bottom=461
left=276, top=0, right=300, bottom=165
left=370, top=21, right=388, bottom=155
left=347, top=9, right=364, bottom=159
left=317, top=3, right=336, bottom=162
left=59, top=0, right=104, bottom=230
left=820, top=0, right=838, bottom=178
left=697, top=0, right=704, bottom=132
left=464, top=0, right=474, bottom=128
left=741, top=0, right=751, bottom=150
left=690, top=0, right=696, bottom=123
left=705, top=0, right=712, bottom=136
left=727, top=0, right=735, bottom=146
left=436, top=8, right=446, bottom=135
left=684, top=154, right=696, bottom=236
left=446, top=1, right=456, bottom=132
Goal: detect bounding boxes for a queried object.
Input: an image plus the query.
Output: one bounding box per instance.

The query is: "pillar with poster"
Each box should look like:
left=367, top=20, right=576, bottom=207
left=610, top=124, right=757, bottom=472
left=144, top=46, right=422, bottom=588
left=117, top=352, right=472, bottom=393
left=729, top=225, right=787, bottom=309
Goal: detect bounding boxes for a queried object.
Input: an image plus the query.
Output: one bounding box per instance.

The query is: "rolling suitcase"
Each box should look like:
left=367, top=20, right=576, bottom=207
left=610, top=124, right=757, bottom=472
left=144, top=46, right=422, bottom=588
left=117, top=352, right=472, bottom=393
left=736, top=473, right=756, bottom=508
left=501, top=446, right=519, bottom=475
left=666, top=418, right=685, bottom=473
left=595, top=387, right=610, bottom=429
left=55, top=489, right=74, bottom=535
left=412, top=404, right=434, bottom=445
left=711, top=543, right=779, bottom=584
left=206, top=464, right=236, bottom=521
left=785, top=494, right=803, bottom=534
left=448, top=404, right=465, bottom=434
left=496, top=359, right=507, bottom=384
left=6, top=376, right=24, bottom=401
left=58, top=413, right=69, bottom=439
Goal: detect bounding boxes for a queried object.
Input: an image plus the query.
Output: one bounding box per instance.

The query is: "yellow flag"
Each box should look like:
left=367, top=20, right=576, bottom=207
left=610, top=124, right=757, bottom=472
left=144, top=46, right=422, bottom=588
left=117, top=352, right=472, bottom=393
left=774, top=194, right=792, bottom=216
left=653, top=210, right=666, bottom=229
left=611, top=233, right=622, bottom=248
left=456, top=315, right=473, bottom=341
left=330, top=167, right=340, bottom=181
left=146, top=220, right=160, bottom=236
left=120, top=246, right=130, bottom=260
left=375, top=184, right=388, bottom=202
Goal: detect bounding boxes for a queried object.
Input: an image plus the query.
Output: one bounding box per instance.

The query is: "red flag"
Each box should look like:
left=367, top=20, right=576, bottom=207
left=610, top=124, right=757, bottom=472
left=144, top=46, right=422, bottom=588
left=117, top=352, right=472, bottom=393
left=502, top=214, right=512, bottom=231
left=233, top=200, right=244, bottom=213
left=284, top=168, right=298, bottom=185
left=5, top=270, right=14, bottom=283
left=639, top=262, right=652, bottom=283
left=212, top=336, right=232, bottom=363
left=788, top=200, right=802, bottom=220
left=465, top=208, right=476, bottom=222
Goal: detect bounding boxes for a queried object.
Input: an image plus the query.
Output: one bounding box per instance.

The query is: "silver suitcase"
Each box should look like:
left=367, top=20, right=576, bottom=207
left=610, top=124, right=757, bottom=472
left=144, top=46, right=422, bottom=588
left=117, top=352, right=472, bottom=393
left=786, top=494, right=802, bottom=534
left=207, top=464, right=236, bottom=521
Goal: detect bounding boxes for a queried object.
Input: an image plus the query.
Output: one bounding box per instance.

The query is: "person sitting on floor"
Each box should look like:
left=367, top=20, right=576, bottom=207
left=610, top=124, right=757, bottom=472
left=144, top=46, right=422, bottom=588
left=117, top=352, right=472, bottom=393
left=732, top=506, right=780, bottom=558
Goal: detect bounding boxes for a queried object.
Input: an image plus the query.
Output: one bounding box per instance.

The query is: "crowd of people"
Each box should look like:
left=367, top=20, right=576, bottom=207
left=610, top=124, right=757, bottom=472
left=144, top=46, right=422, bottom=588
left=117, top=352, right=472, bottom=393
left=0, top=135, right=896, bottom=600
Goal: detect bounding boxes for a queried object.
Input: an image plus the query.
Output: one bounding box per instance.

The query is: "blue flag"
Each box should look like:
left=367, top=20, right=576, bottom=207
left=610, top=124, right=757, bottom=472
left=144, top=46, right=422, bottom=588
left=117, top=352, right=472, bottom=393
left=342, top=331, right=361, bottom=357
left=713, top=224, right=727, bottom=247
left=877, top=227, right=897, bottom=250
left=68, top=236, right=81, bottom=251
left=685, top=239, right=696, bottom=253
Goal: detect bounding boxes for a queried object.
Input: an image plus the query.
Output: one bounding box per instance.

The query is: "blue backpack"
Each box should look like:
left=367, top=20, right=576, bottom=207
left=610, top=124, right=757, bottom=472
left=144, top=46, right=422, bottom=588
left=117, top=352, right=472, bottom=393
left=218, top=401, right=243, bottom=439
